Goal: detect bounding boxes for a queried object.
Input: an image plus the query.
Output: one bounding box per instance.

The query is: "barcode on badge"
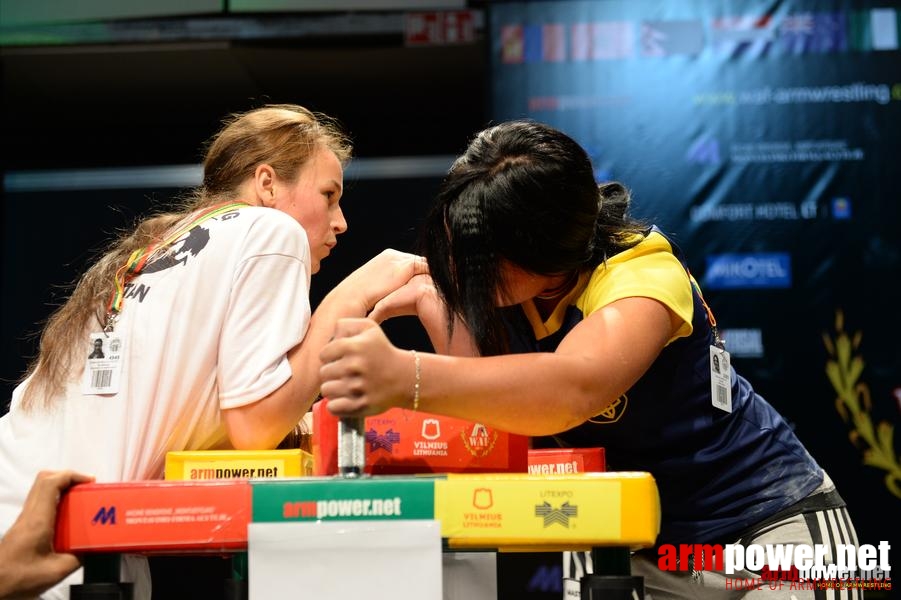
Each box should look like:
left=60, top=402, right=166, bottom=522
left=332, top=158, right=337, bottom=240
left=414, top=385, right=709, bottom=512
left=92, top=370, right=113, bottom=389
left=714, top=384, right=728, bottom=407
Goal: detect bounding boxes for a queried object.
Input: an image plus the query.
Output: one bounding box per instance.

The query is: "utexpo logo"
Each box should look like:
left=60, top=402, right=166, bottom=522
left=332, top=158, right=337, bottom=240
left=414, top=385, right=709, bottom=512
left=366, top=428, right=400, bottom=453
left=535, top=501, right=578, bottom=528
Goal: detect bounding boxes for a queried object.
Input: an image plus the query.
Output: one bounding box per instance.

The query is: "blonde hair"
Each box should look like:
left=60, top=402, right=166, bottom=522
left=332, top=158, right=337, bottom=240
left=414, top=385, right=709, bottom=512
left=20, top=104, right=352, bottom=410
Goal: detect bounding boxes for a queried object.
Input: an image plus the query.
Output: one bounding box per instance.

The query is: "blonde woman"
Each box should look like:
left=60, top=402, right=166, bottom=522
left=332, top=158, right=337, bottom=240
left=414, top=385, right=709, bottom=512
left=0, top=104, right=424, bottom=599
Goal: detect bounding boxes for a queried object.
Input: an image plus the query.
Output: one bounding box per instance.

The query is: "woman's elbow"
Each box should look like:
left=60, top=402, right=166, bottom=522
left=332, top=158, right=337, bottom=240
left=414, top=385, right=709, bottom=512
left=222, top=408, right=284, bottom=450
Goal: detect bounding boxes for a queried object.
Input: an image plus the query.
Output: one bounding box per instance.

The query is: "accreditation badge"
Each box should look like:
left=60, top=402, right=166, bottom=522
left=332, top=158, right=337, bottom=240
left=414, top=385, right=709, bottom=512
left=709, top=345, right=732, bottom=413
left=82, top=332, right=125, bottom=395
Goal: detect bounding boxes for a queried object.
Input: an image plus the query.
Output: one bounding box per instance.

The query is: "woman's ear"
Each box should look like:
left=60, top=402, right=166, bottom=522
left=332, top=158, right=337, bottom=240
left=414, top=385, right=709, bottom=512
left=255, top=164, right=277, bottom=208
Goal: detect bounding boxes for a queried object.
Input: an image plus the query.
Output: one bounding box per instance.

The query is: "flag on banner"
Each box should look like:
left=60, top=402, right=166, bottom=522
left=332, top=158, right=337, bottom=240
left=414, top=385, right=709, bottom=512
left=500, top=24, right=524, bottom=64
left=543, top=23, right=566, bottom=62
left=640, top=20, right=704, bottom=57
left=871, top=8, right=899, bottom=50
left=524, top=23, right=542, bottom=63
left=778, top=12, right=848, bottom=54
left=571, top=21, right=634, bottom=61
left=710, top=15, right=776, bottom=57
left=571, top=22, right=590, bottom=61
left=849, top=8, right=900, bottom=51
left=832, top=197, right=852, bottom=220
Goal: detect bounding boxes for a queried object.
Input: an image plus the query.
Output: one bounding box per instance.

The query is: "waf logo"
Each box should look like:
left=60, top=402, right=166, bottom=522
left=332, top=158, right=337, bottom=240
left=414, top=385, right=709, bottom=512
left=535, top=501, right=578, bottom=527
left=589, top=395, right=628, bottom=424
left=92, top=506, right=117, bottom=525
left=366, top=428, right=400, bottom=453
left=461, top=423, right=498, bottom=457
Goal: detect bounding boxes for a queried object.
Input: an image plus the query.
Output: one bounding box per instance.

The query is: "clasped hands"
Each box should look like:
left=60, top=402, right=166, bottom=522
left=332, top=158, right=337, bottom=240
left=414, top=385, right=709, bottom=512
left=321, top=250, right=439, bottom=418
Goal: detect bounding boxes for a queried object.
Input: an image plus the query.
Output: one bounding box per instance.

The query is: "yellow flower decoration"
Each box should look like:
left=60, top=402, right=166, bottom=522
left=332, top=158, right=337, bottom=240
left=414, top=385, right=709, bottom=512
left=823, top=310, right=901, bottom=499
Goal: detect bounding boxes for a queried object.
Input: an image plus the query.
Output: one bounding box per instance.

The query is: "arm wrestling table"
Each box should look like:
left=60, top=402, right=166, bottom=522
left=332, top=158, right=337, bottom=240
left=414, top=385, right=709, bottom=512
left=56, top=471, right=659, bottom=599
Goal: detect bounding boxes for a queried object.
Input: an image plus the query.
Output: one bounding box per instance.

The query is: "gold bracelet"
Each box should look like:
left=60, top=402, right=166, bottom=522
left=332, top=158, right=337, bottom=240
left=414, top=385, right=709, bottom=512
left=411, top=349, right=421, bottom=411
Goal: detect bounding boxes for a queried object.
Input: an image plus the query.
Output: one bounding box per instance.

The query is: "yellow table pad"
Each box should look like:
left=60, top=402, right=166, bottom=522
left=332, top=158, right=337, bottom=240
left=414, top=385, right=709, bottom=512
left=435, top=471, right=660, bottom=551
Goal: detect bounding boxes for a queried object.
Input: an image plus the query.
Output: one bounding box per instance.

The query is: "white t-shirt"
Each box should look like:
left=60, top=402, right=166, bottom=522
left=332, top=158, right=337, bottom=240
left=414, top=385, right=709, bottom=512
left=0, top=205, right=312, bottom=598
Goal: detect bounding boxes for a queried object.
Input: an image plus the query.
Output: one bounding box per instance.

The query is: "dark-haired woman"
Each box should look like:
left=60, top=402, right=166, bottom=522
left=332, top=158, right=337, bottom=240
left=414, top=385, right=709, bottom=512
left=320, top=120, right=860, bottom=599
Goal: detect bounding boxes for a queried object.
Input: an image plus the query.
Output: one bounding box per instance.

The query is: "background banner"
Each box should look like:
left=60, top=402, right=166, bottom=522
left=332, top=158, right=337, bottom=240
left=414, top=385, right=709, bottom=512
left=489, top=0, right=900, bottom=591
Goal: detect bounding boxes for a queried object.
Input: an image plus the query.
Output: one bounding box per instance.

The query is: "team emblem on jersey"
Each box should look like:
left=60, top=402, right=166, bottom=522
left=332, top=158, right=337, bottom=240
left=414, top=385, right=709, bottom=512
left=588, top=394, right=628, bottom=424
left=142, top=226, right=211, bottom=274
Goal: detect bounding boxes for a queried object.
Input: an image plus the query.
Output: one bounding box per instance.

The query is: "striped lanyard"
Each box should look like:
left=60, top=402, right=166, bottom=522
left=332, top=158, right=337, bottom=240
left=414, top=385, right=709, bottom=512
left=687, top=270, right=724, bottom=349
left=104, top=201, right=247, bottom=331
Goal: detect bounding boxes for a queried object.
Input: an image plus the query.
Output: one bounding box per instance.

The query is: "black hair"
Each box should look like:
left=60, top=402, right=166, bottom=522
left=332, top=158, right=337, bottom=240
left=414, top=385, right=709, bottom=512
left=419, top=120, right=646, bottom=356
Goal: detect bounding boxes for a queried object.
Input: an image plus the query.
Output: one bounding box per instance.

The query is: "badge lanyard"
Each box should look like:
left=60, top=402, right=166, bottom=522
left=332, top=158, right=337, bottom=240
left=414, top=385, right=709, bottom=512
left=104, top=201, right=248, bottom=331
left=83, top=201, right=246, bottom=395
left=687, top=270, right=723, bottom=350
left=688, top=270, right=733, bottom=413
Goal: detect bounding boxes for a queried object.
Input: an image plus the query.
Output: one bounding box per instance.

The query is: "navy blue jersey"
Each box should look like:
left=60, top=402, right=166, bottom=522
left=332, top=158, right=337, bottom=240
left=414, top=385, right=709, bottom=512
left=503, top=229, right=823, bottom=545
